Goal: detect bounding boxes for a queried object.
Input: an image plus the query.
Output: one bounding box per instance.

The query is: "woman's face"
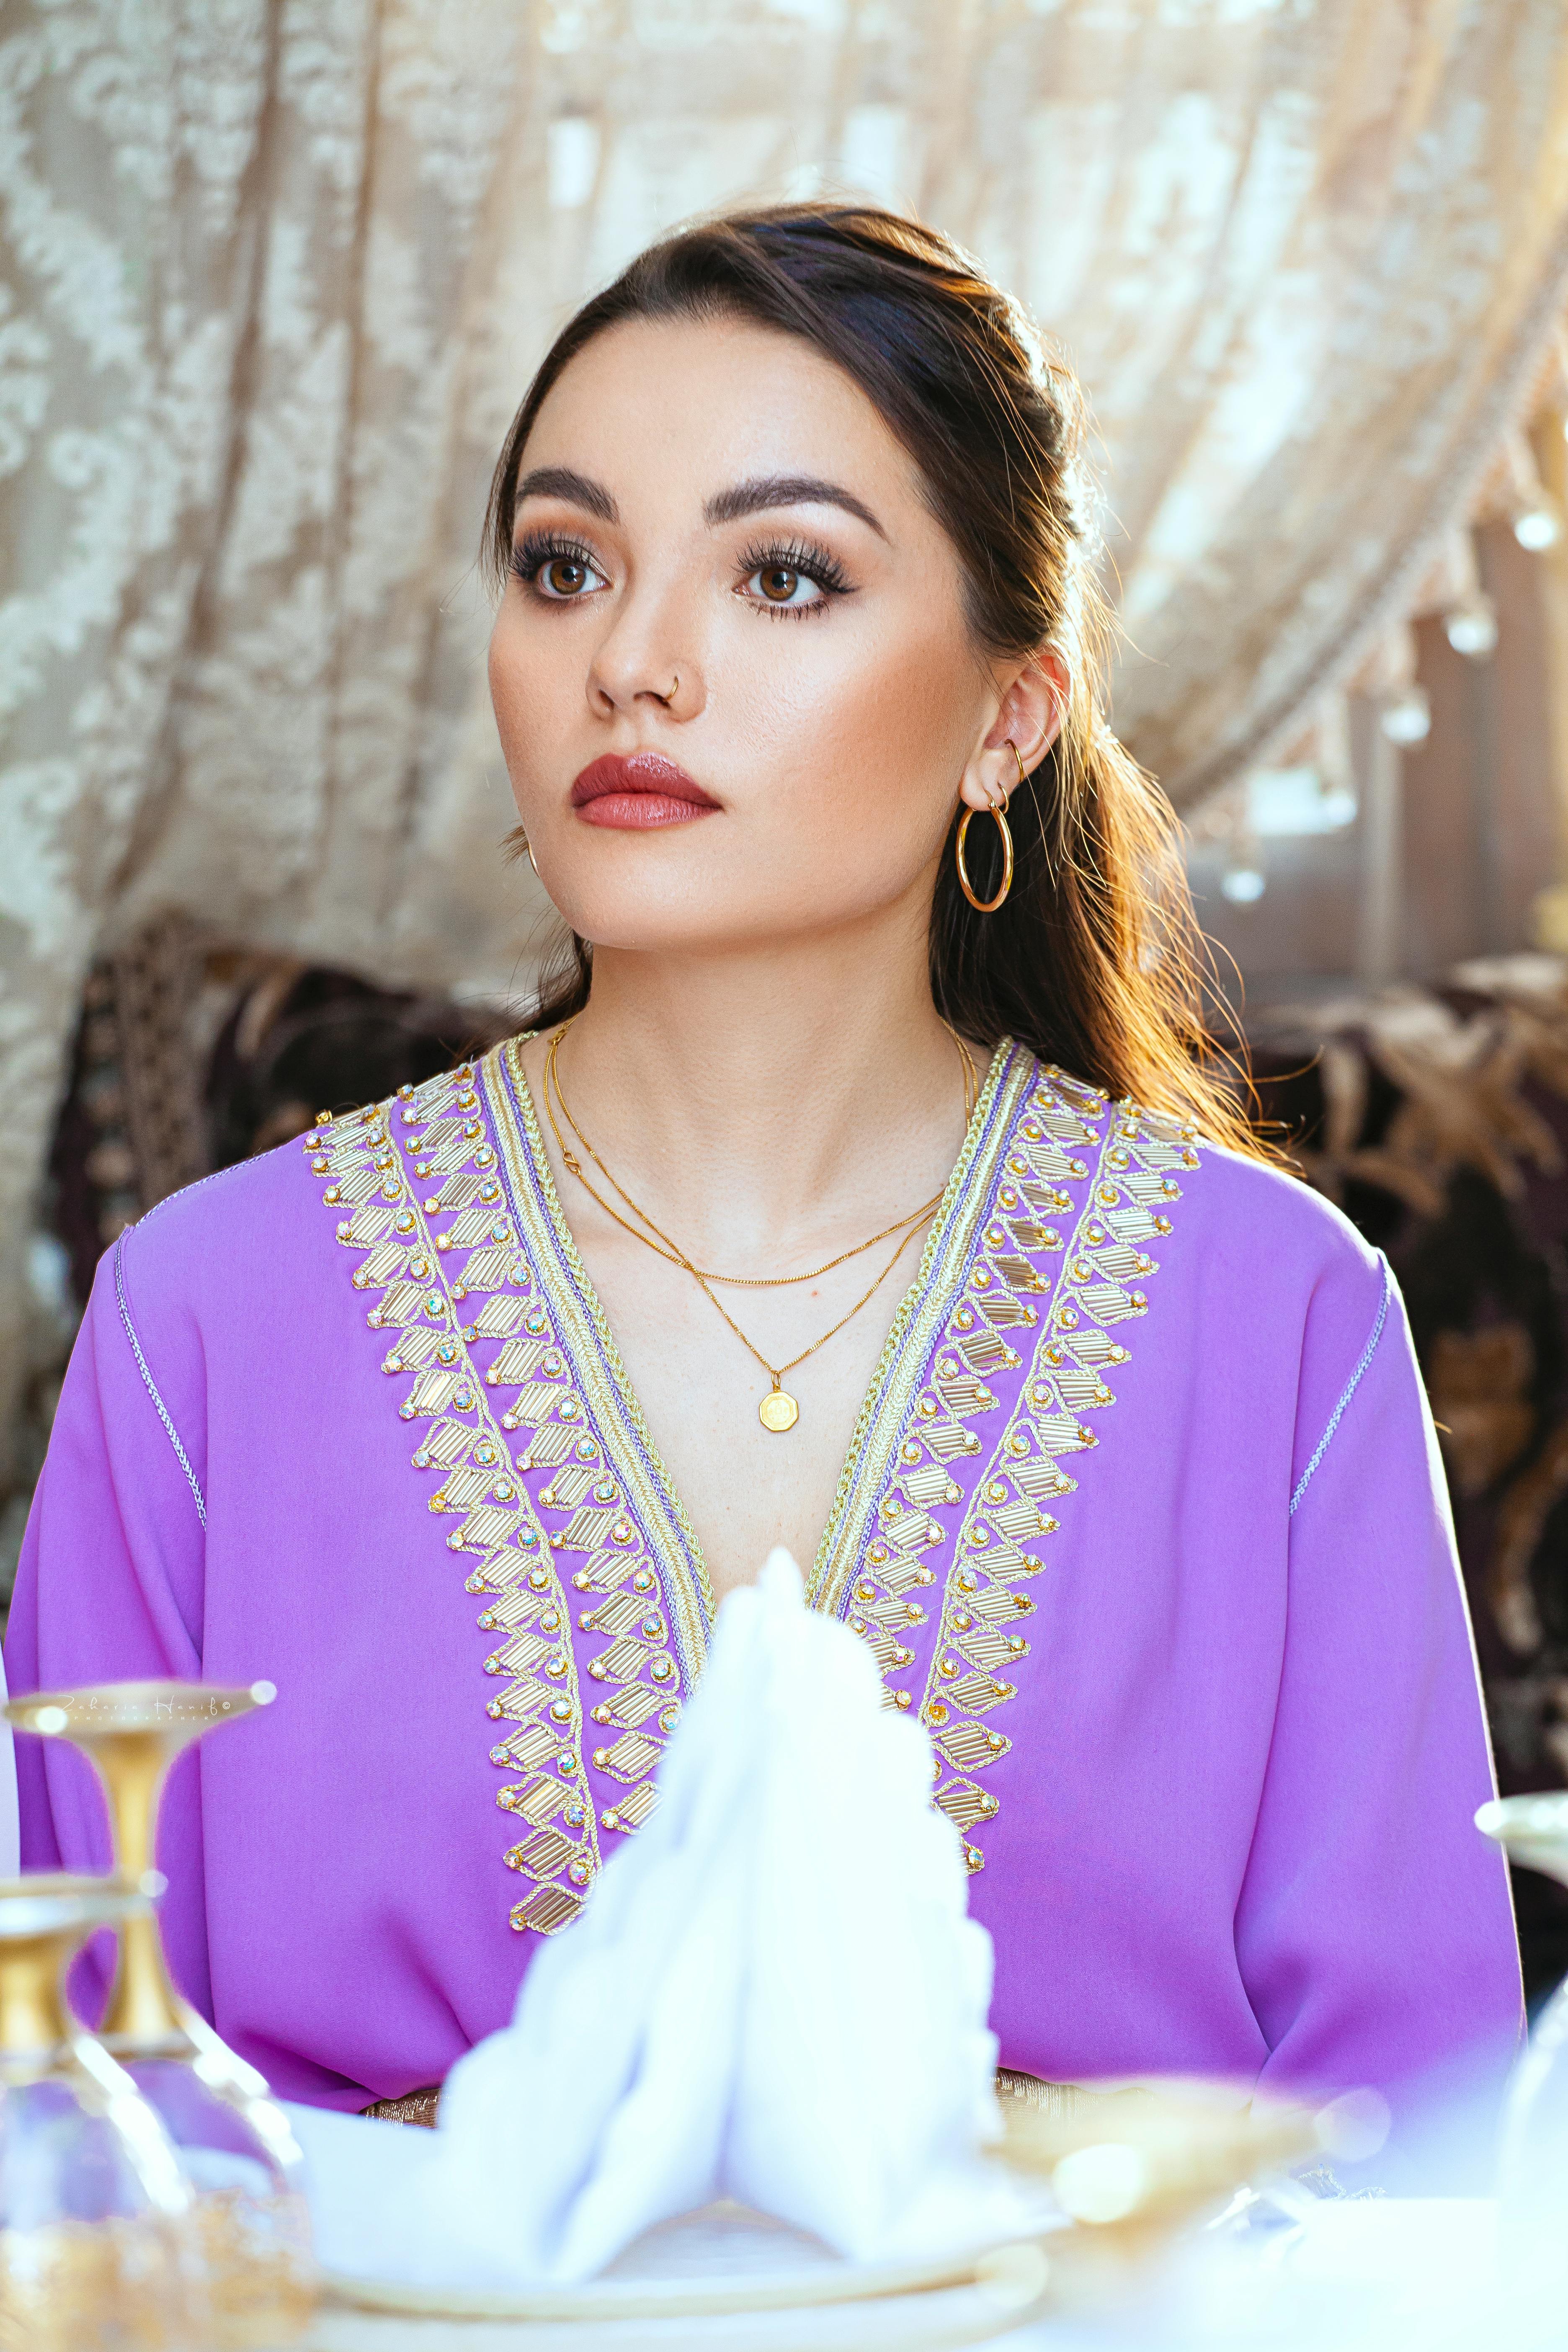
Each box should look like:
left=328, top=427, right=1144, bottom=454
left=488, top=314, right=1044, bottom=957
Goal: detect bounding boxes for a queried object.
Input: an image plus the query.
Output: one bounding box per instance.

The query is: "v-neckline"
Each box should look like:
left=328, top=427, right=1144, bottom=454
left=484, top=1033, right=1026, bottom=1648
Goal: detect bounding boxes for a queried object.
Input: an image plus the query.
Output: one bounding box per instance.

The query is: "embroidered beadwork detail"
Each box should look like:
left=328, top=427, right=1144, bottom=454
left=807, top=1047, right=1026, bottom=1624
left=312, top=1039, right=1199, bottom=1915
left=483, top=1035, right=1193, bottom=1886
left=305, top=1060, right=679, bottom=1937
left=845, top=1073, right=1199, bottom=1875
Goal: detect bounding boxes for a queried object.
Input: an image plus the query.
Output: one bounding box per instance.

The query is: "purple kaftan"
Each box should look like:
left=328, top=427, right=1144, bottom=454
left=7, top=1040, right=1522, bottom=2121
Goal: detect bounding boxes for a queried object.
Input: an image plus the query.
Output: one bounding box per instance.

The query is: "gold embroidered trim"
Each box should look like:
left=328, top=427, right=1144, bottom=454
left=306, top=1057, right=681, bottom=1938
left=488, top=1034, right=1021, bottom=1663
left=844, top=1070, right=1201, bottom=1875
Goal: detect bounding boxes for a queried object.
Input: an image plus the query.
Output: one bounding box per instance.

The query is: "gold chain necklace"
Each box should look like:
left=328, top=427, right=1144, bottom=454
left=544, top=1022, right=975, bottom=1286
left=542, top=1022, right=977, bottom=1433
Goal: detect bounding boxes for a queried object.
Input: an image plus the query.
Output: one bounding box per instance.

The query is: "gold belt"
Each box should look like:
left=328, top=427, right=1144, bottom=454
left=361, top=2070, right=1083, bottom=2132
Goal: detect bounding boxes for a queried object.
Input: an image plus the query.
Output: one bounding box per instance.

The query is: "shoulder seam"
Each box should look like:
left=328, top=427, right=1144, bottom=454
left=1288, top=1255, right=1393, bottom=1519
left=113, top=1233, right=208, bottom=1530
left=137, top=1160, right=259, bottom=1229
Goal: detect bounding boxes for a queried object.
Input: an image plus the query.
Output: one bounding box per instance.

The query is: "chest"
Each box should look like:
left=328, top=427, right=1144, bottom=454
left=552, top=1228, right=930, bottom=1604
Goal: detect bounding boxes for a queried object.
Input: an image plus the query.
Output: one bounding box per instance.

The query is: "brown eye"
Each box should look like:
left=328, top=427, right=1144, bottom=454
left=738, top=554, right=833, bottom=612
left=545, top=557, right=588, bottom=596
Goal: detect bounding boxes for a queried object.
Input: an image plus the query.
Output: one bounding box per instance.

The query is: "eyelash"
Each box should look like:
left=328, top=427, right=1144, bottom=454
left=736, top=537, right=852, bottom=616
left=507, top=529, right=856, bottom=614
left=510, top=531, right=602, bottom=595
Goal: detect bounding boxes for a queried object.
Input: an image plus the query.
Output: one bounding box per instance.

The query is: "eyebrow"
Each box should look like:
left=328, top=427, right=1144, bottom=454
left=511, top=464, right=887, bottom=541
left=704, top=475, right=886, bottom=539
left=513, top=466, right=619, bottom=522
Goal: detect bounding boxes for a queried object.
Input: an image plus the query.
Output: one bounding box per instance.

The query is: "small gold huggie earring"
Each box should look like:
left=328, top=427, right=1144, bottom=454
left=521, top=836, right=542, bottom=880
left=955, top=742, right=1022, bottom=913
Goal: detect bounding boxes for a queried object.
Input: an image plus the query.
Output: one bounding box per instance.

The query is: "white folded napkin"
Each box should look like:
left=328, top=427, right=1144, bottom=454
left=292, top=1550, right=1038, bottom=2289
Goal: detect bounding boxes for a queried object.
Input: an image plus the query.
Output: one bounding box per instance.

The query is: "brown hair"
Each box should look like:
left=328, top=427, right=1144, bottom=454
left=484, top=202, right=1255, bottom=1147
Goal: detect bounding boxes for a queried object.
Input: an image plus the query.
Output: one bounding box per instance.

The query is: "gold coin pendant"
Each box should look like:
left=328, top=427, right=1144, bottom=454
left=758, top=1387, right=800, bottom=1434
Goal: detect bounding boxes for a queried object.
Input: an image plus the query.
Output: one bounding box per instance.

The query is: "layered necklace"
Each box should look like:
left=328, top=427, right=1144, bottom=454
left=542, top=1021, right=977, bottom=1433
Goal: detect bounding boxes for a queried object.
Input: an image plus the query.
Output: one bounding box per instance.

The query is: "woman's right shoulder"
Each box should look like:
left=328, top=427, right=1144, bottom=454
left=93, top=1129, right=352, bottom=1348
left=98, top=1050, right=504, bottom=1359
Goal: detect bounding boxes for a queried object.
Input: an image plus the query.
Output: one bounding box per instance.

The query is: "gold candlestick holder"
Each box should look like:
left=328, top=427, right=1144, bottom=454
left=0, top=1873, right=193, bottom=2350
left=7, top=1681, right=317, bottom=2347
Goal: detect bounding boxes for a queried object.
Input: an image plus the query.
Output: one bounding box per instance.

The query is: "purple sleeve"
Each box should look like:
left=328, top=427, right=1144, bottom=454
left=5, top=1231, right=211, bottom=2014
left=1236, top=1249, right=1524, bottom=2119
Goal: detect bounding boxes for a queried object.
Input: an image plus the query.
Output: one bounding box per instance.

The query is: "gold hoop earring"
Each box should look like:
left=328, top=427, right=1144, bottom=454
left=956, top=801, right=1014, bottom=912
left=521, top=836, right=541, bottom=879
left=954, top=740, right=1021, bottom=913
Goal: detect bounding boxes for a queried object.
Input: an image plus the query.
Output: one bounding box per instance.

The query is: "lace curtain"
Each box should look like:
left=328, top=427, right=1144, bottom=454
left=5, top=0, right=1568, bottom=1469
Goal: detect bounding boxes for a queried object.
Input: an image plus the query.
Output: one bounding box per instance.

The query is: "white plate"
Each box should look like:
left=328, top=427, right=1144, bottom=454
left=315, top=2201, right=1054, bottom=2349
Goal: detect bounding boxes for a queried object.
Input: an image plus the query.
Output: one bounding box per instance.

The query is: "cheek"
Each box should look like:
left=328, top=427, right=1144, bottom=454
left=488, top=608, right=573, bottom=797
left=736, top=607, right=973, bottom=866
left=866, top=621, right=975, bottom=800
left=487, top=615, right=526, bottom=763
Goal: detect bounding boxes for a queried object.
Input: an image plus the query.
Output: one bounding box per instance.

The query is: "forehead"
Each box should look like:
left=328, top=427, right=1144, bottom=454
left=519, top=313, right=927, bottom=520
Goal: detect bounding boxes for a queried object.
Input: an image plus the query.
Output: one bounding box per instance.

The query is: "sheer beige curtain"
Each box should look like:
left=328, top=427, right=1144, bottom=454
left=5, top=0, right=1568, bottom=1468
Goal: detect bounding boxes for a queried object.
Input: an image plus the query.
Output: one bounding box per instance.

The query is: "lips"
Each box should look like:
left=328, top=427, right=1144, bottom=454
left=570, top=751, right=720, bottom=829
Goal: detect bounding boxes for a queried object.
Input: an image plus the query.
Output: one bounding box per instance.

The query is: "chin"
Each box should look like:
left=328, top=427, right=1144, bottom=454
left=542, top=839, right=758, bottom=942
left=534, top=820, right=933, bottom=955
left=562, top=886, right=921, bottom=965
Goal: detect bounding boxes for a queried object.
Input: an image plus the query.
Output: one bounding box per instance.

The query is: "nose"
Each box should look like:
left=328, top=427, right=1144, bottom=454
left=585, top=579, right=704, bottom=722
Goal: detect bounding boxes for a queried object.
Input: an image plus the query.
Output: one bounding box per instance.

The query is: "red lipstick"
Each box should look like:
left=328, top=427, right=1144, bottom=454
left=570, top=751, right=720, bottom=829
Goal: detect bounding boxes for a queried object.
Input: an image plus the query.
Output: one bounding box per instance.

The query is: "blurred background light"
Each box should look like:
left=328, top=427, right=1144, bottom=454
left=1248, top=767, right=1358, bottom=838
left=1444, top=596, right=1500, bottom=658
left=1513, top=503, right=1563, bottom=552
left=1220, top=862, right=1268, bottom=905
left=1380, top=689, right=1434, bottom=747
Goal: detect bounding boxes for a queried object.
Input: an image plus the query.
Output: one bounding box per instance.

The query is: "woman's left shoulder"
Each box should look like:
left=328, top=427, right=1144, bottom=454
left=1029, top=1056, right=1378, bottom=1292
left=1183, top=1137, right=1380, bottom=1280
left=1014, top=1055, right=1387, bottom=1368
left=1158, top=1132, right=1394, bottom=1389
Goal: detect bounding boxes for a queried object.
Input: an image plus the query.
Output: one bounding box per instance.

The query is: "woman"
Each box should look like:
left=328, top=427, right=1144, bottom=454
left=8, top=206, right=1521, bottom=2128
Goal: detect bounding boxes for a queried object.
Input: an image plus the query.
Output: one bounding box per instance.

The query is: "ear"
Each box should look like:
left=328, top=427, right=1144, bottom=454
left=957, top=653, right=1070, bottom=813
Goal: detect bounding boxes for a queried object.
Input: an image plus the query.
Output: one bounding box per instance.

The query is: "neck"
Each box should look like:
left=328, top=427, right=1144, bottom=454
left=550, top=905, right=982, bottom=1263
